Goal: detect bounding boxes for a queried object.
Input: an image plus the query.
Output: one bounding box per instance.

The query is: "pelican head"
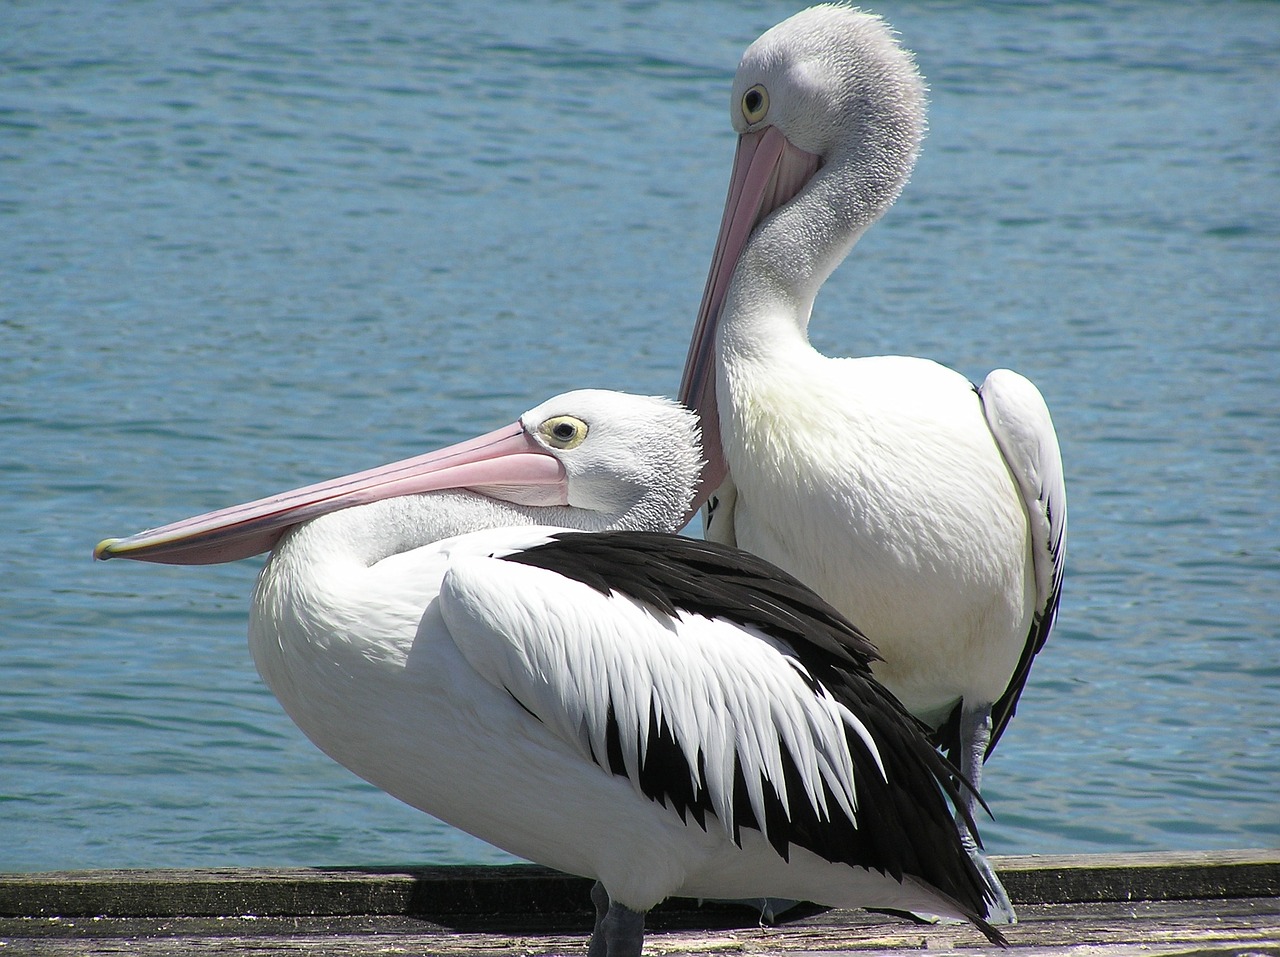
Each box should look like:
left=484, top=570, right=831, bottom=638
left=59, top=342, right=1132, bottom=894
left=95, top=389, right=702, bottom=565
left=520, top=389, right=703, bottom=530
left=731, top=6, right=925, bottom=168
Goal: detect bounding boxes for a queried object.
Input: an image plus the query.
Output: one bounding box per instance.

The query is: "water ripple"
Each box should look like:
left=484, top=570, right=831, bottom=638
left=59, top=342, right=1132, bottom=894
left=2, top=0, right=1277, bottom=871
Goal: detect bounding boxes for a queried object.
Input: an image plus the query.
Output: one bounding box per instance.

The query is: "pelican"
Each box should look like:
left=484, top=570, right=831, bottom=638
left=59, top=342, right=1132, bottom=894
left=97, top=388, right=1006, bottom=953
left=679, top=5, right=1067, bottom=920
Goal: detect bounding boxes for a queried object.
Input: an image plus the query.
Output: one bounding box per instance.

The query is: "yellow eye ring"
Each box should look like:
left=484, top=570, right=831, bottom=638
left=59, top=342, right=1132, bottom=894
left=742, top=84, right=769, bottom=123
left=540, top=415, right=588, bottom=450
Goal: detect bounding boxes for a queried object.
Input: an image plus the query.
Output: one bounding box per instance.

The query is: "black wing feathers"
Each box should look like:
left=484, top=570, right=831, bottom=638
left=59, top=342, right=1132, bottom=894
left=507, top=530, right=881, bottom=668
left=503, top=531, right=1001, bottom=937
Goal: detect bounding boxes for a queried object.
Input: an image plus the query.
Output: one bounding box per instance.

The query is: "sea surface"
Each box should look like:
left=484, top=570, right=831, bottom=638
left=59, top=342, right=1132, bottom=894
left=2, top=1, right=1277, bottom=872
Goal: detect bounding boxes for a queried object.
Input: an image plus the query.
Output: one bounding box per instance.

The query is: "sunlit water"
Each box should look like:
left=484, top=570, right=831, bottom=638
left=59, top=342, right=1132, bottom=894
left=3, top=1, right=1277, bottom=871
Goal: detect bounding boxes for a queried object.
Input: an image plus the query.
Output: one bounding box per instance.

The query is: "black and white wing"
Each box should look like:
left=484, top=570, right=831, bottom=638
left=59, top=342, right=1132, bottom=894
left=438, top=530, right=996, bottom=924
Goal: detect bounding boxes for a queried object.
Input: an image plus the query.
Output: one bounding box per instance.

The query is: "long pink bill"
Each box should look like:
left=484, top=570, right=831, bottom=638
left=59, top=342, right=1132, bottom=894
left=94, top=423, right=567, bottom=566
left=677, top=125, right=821, bottom=519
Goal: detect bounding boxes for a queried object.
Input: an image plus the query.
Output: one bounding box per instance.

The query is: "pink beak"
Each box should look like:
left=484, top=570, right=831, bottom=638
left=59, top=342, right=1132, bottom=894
left=678, top=125, right=821, bottom=519
left=94, top=422, right=567, bottom=565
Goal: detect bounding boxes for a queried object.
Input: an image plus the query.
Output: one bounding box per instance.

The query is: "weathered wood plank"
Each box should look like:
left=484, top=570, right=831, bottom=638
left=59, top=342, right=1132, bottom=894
left=1, top=851, right=1276, bottom=920
left=1, top=899, right=1277, bottom=956
left=1, top=852, right=1276, bottom=957
left=996, top=849, right=1280, bottom=903
left=0, top=863, right=594, bottom=921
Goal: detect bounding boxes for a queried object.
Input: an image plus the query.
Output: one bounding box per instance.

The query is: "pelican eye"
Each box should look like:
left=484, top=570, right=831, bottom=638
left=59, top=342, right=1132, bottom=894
left=540, top=415, right=588, bottom=449
left=742, top=84, right=769, bottom=123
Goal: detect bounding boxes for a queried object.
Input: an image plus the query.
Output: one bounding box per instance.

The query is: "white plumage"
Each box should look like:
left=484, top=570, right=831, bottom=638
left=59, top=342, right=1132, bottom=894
left=98, top=388, right=1004, bottom=954
left=679, top=6, right=1068, bottom=921
left=249, top=524, right=1000, bottom=935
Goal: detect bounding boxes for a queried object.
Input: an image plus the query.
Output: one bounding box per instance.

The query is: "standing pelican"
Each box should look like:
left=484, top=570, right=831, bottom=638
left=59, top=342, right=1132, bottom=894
left=679, top=5, right=1067, bottom=920
left=97, top=389, right=1006, bottom=954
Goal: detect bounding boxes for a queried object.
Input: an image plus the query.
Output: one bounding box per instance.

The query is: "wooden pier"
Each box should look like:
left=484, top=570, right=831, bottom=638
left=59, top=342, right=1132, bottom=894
left=2, top=850, right=1276, bottom=956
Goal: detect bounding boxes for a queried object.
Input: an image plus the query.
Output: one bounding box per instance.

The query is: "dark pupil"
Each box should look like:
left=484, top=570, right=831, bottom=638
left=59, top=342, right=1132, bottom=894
left=745, top=90, right=762, bottom=113
left=553, top=422, right=576, bottom=440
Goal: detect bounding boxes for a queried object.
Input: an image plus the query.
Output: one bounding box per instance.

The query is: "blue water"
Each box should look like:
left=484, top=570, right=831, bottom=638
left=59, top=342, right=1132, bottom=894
left=3, top=1, right=1277, bottom=872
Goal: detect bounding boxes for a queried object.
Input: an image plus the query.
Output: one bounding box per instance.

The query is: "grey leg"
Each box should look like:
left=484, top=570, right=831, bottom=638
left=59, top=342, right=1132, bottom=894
left=588, top=881, right=610, bottom=956
left=958, top=702, right=1017, bottom=924
left=586, top=882, right=646, bottom=957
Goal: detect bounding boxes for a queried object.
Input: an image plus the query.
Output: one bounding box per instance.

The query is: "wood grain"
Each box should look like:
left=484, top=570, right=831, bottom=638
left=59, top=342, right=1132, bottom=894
left=2, top=851, right=1276, bottom=956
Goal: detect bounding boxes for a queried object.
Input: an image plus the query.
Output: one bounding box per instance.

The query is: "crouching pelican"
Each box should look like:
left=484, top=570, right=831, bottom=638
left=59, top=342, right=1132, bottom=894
left=97, top=389, right=1006, bottom=953
left=679, top=5, right=1067, bottom=920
